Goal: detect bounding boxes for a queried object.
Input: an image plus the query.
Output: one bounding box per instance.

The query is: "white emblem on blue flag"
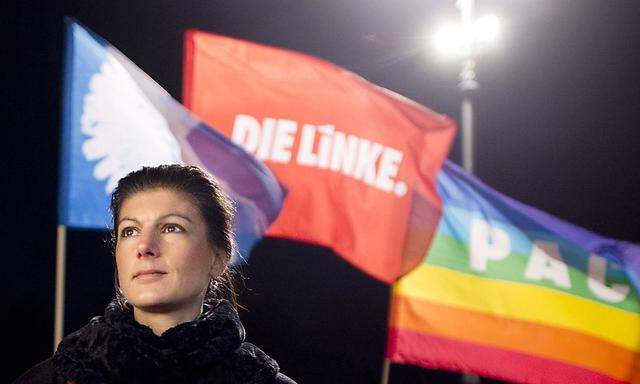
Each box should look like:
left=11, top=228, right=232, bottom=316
left=81, top=55, right=182, bottom=192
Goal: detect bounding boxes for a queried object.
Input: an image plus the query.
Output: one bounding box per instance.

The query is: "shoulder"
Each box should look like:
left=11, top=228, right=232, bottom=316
left=13, top=319, right=105, bottom=384
left=12, top=358, right=68, bottom=384
left=275, top=372, right=297, bottom=384
left=233, top=342, right=297, bottom=384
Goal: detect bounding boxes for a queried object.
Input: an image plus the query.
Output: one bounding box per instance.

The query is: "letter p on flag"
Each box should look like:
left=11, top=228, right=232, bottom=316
left=183, top=30, right=456, bottom=283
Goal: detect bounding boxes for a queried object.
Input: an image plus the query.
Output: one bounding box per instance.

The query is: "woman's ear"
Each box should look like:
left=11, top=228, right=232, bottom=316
left=210, top=252, right=227, bottom=279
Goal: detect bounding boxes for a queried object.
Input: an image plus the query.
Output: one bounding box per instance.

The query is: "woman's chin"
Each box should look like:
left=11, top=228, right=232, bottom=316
left=128, top=294, right=174, bottom=312
left=126, top=290, right=205, bottom=315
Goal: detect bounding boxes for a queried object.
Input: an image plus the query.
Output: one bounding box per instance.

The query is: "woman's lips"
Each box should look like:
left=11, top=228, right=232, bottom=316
left=133, top=270, right=167, bottom=280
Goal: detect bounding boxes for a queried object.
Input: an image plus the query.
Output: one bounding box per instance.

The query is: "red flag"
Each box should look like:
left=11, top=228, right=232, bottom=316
left=183, top=30, right=456, bottom=283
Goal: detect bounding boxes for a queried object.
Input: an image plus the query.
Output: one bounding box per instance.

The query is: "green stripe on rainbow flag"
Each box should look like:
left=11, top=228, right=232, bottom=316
left=424, top=232, right=639, bottom=313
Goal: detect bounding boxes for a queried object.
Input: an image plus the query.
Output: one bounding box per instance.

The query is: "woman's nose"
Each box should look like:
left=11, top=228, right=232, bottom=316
left=136, top=230, right=160, bottom=258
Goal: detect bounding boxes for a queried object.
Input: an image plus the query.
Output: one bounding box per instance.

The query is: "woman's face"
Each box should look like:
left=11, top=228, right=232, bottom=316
left=115, top=188, right=224, bottom=313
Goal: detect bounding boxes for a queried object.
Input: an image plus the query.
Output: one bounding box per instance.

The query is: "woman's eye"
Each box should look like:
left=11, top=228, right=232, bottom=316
left=120, top=227, right=136, bottom=238
left=162, top=224, right=184, bottom=233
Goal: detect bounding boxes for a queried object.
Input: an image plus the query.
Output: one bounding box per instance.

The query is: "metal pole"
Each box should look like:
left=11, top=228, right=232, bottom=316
left=54, top=224, right=67, bottom=351
left=459, top=1, right=480, bottom=382
left=458, top=0, right=478, bottom=175
left=460, top=78, right=475, bottom=174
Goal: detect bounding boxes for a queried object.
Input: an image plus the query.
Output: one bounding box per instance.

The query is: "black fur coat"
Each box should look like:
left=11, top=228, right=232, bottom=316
left=14, top=300, right=296, bottom=384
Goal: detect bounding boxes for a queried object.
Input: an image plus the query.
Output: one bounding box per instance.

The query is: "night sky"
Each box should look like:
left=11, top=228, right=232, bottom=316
left=9, top=1, right=640, bottom=383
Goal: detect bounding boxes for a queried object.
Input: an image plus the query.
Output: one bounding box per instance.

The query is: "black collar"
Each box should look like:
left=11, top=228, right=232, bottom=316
left=53, top=299, right=278, bottom=384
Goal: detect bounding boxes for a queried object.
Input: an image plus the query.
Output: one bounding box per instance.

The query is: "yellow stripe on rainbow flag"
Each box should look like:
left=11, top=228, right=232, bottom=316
left=393, top=263, right=640, bottom=350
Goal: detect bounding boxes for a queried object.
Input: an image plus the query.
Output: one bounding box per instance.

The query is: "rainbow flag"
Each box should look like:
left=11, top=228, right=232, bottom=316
left=387, top=161, right=640, bottom=383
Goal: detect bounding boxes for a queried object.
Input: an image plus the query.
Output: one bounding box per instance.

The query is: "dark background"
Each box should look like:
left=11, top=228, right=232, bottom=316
left=8, top=1, right=640, bottom=383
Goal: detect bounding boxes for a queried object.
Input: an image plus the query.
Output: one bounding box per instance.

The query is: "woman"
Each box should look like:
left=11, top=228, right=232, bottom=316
left=15, top=165, right=296, bottom=384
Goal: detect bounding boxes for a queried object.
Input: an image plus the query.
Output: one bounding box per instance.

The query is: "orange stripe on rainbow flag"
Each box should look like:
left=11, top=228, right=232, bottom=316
left=390, top=293, right=636, bottom=381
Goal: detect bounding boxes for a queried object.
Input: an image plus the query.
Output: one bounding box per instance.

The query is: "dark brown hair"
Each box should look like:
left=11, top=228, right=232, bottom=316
left=110, top=164, right=238, bottom=308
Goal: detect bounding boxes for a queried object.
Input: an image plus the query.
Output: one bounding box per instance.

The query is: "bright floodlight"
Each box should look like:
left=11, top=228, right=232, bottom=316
left=473, top=15, right=500, bottom=44
left=433, top=14, right=500, bottom=57
left=433, top=23, right=464, bottom=57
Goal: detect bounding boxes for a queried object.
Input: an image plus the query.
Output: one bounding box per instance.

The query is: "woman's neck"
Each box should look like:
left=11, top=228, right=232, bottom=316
left=133, top=303, right=203, bottom=336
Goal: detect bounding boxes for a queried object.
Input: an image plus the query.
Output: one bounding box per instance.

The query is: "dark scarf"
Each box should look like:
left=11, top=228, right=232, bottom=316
left=52, top=300, right=279, bottom=384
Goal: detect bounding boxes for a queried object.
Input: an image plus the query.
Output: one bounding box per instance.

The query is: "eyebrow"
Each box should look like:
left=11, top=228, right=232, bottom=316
left=118, top=213, right=193, bottom=227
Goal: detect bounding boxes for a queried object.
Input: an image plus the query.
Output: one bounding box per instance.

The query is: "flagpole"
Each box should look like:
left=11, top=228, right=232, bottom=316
left=380, top=284, right=396, bottom=384
left=54, top=224, right=67, bottom=351
left=380, top=357, right=391, bottom=384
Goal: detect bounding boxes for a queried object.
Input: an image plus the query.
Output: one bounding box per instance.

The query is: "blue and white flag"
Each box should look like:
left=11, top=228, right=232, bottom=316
left=58, top=20, right=285, bottom=261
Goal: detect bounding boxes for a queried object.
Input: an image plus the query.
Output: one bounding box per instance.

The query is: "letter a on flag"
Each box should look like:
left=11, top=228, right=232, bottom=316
left=58, top=20, right=285, bottom=261
left=183, top=31, right=456, bottom=282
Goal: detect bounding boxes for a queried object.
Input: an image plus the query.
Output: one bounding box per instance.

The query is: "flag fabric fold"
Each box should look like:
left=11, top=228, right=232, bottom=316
left=58, top=20, right=285, bottom=261
left=387, top=160, right=640, bottom=383
left=182, top=30, right=456, bottom=282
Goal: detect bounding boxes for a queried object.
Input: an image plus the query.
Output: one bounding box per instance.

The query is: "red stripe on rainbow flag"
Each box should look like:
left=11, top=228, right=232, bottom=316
left=386, top=328, right=626, bottom=384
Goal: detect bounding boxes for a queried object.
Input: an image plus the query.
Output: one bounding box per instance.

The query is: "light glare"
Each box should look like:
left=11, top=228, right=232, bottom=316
left=473, top=15, right=500, bottom=44
left=434, top=24, right=464, bottom=57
